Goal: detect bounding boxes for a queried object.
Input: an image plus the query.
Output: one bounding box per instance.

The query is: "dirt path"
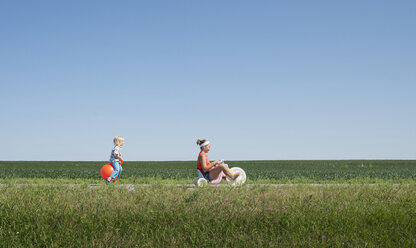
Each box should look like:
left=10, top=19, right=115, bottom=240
left=0, top=183, right=404, bottom=191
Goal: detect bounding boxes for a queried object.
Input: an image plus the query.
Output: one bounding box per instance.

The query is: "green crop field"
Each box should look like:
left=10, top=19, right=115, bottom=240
left=1, top=160, right=416, bottom=184
left=1, top=160, right=416, bottom=247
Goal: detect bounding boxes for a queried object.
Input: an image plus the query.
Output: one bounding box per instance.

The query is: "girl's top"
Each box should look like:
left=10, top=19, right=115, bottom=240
left=197, top=152, right=211, bottom=174
left=110, top=146, right=122, bottom=162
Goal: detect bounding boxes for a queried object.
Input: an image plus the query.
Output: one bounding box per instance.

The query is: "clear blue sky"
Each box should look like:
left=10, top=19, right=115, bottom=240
left=1, top=1, right=415, bottom=161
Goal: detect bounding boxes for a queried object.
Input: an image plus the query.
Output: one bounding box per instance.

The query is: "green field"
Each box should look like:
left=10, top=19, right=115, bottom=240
left=1, top=160, right=416, bottom=184
left=1, top=160, right=416, bottom=247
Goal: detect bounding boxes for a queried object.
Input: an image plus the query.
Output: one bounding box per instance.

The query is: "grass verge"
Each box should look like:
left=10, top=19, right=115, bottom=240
left=1, top=184, right=415, bottom=247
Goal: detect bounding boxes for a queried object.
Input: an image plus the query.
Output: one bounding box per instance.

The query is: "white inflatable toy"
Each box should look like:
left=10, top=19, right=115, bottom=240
left=225, top=167, right=246, bottom=186
left=194, top=170, right=208, bottom=186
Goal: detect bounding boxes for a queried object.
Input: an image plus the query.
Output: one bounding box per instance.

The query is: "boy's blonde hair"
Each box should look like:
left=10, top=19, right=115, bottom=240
left=113, top=136, right=125, bottom=146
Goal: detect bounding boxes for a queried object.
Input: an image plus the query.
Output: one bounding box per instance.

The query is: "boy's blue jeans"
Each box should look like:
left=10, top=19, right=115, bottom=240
left=110, top=160, right=123, bottom=179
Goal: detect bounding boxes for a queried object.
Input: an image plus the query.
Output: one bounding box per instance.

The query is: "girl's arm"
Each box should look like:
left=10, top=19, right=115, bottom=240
left=200, top=155, right=215, bottom=172
left=211, top=161, right=222, bottom=166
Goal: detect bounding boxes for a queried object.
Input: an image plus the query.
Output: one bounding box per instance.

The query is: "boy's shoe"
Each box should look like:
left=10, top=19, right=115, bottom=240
left=106, top=177, right=111, bottom=185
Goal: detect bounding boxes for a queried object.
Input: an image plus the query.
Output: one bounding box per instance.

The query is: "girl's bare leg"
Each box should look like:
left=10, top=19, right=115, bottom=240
left=209, top=166, right=224, bottom=181
left=228, top=171, right=241, bottom=180
left=210, top=164, right=240, bottom=181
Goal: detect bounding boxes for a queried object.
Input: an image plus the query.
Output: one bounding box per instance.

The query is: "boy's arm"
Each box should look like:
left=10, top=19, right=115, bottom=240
left=114, top=147, right=123, bottom=161
left=114, top=153, right=123, bottom=161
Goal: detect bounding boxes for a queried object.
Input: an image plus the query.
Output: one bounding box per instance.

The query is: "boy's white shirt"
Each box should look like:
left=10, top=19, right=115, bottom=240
left=110, top=145, right=122, bottom=162
left=114, top=146, right=120, bottom=155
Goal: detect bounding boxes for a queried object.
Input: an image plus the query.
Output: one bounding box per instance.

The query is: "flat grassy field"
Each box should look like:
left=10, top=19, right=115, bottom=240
left=1, top=160, right=415, bottom=247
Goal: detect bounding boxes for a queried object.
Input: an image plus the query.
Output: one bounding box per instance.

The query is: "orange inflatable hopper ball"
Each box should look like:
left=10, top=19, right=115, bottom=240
left=100, top=160, right=124, bottom=181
